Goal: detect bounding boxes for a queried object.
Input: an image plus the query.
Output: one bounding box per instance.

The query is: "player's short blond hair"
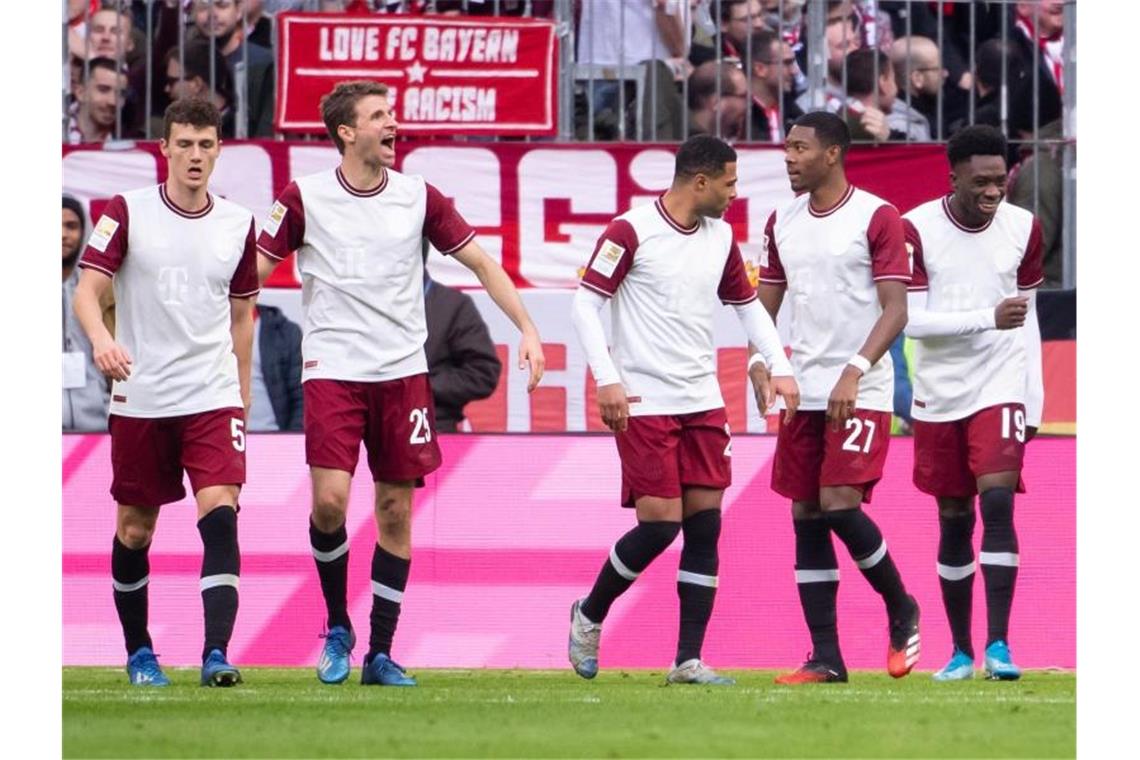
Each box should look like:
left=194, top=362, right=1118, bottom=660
left=320, top=80, right=389, bottom=154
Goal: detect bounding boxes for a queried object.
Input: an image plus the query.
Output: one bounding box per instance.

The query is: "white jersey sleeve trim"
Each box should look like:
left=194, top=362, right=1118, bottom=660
left=571, top=286, right=621, bottom=387
left=437, top=229, right=476, bottom=255
left=1022, top=289, right=1044, bottom=427
left=733, top=300, right=793, bottom=376
left=230, top=288, right=261, bottom=299
left=579, top=279, right=615, bottom=298
left=77, top=260, right=115, bottom=278
left=904, top=290, right=997, bottom=339
left=1018, top=277, right=1045, bottom=291
left=256, top=243, right=287, bottom=261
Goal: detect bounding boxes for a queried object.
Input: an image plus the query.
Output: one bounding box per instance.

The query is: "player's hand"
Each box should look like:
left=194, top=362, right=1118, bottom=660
left=748, top=361, right=774, bottom=415
left=597, top=383, right=630, bottom=432
left=1026, top=425, right=1038, bottom=443
left=826, top=365, right=862, bottom=426
left=772, top=375, right=800, bottom=423
left=518, top=329, right=545, bottom=393
left=92, top=337, right=133, bottom=382
left=994, top=296, right=1029, bottom=330
left=860, top=106, right=890, bottom=142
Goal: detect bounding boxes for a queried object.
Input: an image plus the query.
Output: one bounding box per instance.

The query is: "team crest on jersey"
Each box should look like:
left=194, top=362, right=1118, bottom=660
left=760, top=232, right=770, bottom=268
left=589, top=239, right=626, bottom=278
left=88, top=215, right=120, bottom=252
left=262, top=201, right=288, bottom=237
left=905, top=241, right=915, bottom=272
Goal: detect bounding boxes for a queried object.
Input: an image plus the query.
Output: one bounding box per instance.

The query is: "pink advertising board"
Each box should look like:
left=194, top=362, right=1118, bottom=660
left=63, top=434, right=1075, bottom=670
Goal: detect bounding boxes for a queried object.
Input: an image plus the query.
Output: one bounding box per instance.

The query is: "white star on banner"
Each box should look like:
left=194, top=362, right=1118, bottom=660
left=406, top=61, right=428, bottom=84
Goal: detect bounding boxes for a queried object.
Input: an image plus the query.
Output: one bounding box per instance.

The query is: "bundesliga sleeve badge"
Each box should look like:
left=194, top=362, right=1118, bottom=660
left=262, top=201, right=288, bottom=237
left=589, top=239, right=626, bottom=278
left=88, top=215, right=120, bottom=252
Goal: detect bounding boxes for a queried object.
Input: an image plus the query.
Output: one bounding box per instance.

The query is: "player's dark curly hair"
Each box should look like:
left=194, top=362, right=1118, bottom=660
left=675, top=134, right=737, bottom=180
left=792, top=111, right=851, bottom=157
left=163, top=97, right=221, bottom=140
left=946, top=124, right=1008, bottom=167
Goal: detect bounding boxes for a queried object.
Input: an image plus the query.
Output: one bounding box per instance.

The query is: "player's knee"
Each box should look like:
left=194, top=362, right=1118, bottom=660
left=375, top=494, right=412, bottom=531
left=638, top=520, right=682, bottom=554
left=937, top=497, right=974, bottom=520
left=681, top=509, right=721, bottom=549
left=979, top=486, right=1014, bottom=528
left=791, top=501, right=823, bottom=521
left=312, top=488, right=349, bottom=529
left=117, top=521, right=154, bottom=550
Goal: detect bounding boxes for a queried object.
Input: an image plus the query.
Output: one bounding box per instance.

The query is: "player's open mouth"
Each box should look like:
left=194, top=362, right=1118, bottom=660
left=188, top=168, right=202, bottom=178
left=978, top=199, right=998, bottom=212
left=381, top=136, right=396, bottom=149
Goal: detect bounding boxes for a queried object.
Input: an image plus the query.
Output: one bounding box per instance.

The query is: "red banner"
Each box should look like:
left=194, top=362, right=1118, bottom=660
left=275, top=13, right=557, bottom=135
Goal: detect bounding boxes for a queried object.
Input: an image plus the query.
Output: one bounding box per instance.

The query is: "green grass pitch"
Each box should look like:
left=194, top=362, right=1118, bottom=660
left=63, top=668, right=1075, bottom=758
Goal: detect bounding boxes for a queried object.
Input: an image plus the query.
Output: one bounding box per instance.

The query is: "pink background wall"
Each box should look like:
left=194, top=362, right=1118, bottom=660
left=63, top=434, right=1075, bottom=670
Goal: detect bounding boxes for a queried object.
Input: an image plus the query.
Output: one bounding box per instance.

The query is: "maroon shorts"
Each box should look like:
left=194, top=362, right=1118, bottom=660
left=303, top=375, right=442, bottom=484
left=771, top=409, right=892, bottom=503
left=615, top=408, right=732, bottom=508
left=109, top=407, right=246, bottom=507
left=913, top=403, right=1027, bottom=497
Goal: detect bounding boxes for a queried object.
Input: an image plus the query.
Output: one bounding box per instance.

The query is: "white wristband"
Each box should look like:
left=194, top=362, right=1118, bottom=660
left=847, top=354, right=872, bottom=374
left=747, top=353, right=767, bottom=372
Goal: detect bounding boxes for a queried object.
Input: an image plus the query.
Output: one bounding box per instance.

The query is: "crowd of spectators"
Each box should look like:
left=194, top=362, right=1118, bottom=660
left=63, top=1, right=1069, bottom=146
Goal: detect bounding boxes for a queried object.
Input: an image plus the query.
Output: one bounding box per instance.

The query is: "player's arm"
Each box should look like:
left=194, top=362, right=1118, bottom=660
left=256, top=184, right=305, bottom=287
left=74, top=268, right=132, bottom=382
left=901, top=218, right=1024, bottom=339
left=827, top=279, right=907, bottom=423
left=719, top=237, right=798, bottom=419
left=746, top=211, right=795, bottom=417
left=1021, top=288, right=1044, bottom=439
left=1019, top=219, right=1047, bottom=440
left=828, top=206, right=910, bottom=423
left=574, top=219, right=639, bottom=432
left=571, top=286, right=627, bottom=432
left=230, top=219, right=262, bottom=418
left=451, top=240, right=544, bottom=393
left=257, top=251, right=279, bottom=287
left=74, top=196, right=132, bottom=381
left=230, top=297, right=255, bottom=417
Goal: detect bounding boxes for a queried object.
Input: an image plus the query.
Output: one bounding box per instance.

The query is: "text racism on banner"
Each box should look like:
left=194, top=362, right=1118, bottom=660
left=275, top=13, right=558, bottom=135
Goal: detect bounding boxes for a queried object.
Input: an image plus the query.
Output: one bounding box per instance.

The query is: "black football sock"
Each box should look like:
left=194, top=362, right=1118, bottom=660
left=309, top=519, right=351, bottom=631
left=979, top=487, right=1019, bottom=646
left=366, top=545, right=410, bottom=662
left=793, top=517, right=842, bottom=666
left=112, top=535, right=153, bottom=656
left=580, top=520, right=681, bottom=623
left=198, top=507, right=240, bottom=662
left=675, top=510, right=721, bottom=666
left=826, top=507, right=911, bottom=618
left=937, top=511, right=977, bottom=659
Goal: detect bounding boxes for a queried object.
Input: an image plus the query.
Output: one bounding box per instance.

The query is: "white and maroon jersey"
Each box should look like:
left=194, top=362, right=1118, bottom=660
left=257, top=167, right=474, bottom=383
left=758, top=186, right=910, bottom=412
left=903, top=196, right=1044, bottom=422
left=78, top=185, right=259, bottom=418
left=579, top=197, right=758, bottom=416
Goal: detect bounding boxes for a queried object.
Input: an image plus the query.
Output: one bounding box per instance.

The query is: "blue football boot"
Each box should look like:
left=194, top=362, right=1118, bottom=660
left=200, top=648, right=242, bottom=687
left=126, top=647, right=170, bottom=687
left=932, top=649, right=975, bottom=681
left=361, top=654, right=417, bottom=686
left=984, top=640, right=1022, bottom=681
left=317, top=626, right=355, bottom=684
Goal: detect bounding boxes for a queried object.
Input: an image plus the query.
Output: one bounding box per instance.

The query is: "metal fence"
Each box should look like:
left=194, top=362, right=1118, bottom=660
left=62, top=0, right=1075, bottom=287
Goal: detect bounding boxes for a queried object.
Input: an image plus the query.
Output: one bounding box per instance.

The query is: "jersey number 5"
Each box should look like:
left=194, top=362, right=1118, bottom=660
left=409, top=407, right=433, bottom=445
left=230, top=418, right=246, bottom=452
left=842, top=417, right=876, bottom=454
